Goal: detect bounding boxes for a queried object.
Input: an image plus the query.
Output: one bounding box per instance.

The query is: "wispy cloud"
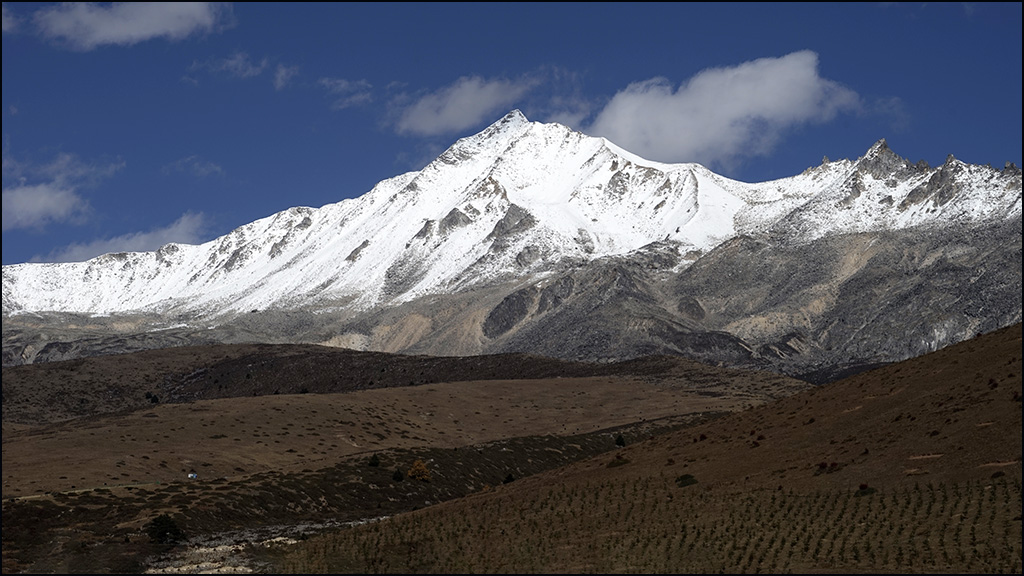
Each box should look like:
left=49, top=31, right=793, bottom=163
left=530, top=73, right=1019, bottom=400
left=274, top=64, right=299, bottom=91
left=870, top=96, right=910, bottom=134
left=187, top=53, right=303, bottom=92
left=161, top=155, right=224, bottom=178
left=531, top=67, right=594, bottom=129
left=2, top=3, right=20, bottom=33
left=39, top=212, right=209, bottom=263
left=191, top=51, right=268, bottom=79
left=394, top=76, right=538, bottom=136
left=584, top=51, right=861, bottom=167
left=318, top=77, right=373, bottom=110
left=2, top=149, right=123, bottom=231
left=33, top=2, right=231, bottom=51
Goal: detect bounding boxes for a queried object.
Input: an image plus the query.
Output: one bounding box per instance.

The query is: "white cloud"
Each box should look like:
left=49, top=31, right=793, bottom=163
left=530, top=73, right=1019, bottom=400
left=2, top=150, right=123, bottom=231
left=40, top=212, right=209, bottom=263
left=585, top=51, right=861, bottom=166
left=33, top=2, right=230, bottom=51
left=161, top=155, right=224, bottom=178
left=318, top=77, right=373, bottom=110
left=2, top=183, right=88, bottom=231
left=395, top=76, right=537, bottom=136
left=2, top=3, right=19, bottom=33
left=274, top=64, right=299, bottom=91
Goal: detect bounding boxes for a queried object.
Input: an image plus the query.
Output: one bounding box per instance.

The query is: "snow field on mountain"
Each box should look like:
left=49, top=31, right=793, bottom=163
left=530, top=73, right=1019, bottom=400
left=3, top=111, right=1020, bottom=317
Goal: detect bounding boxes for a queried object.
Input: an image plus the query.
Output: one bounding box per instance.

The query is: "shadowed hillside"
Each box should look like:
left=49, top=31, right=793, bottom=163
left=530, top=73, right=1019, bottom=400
left=267, top=323, right=1022, bottom=573
left=2, top=344, right=806, bottom=573
left=2, top=343, right=805, bottom=425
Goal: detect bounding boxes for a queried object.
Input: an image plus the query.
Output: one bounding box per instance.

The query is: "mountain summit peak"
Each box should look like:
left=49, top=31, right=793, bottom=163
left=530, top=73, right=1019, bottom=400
left=866, top=138, right=890, bottom=154
left=449, top=109, right=534, bottom=151
left=500, top=109, right=529, bottom=124
left=857, top=137, right=912, bottom=178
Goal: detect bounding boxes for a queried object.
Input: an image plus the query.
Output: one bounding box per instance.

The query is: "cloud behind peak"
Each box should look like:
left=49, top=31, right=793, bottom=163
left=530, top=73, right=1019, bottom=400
left=585, top=51, right=861, bottom=167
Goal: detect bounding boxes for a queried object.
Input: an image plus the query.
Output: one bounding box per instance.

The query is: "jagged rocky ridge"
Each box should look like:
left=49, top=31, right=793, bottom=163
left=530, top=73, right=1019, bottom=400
left=3, top=111, right=1021, bottom=377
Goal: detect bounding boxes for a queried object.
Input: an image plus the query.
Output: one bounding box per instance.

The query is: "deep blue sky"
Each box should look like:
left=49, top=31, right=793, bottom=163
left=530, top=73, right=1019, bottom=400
left=3, top=2, right=1021, bottom=264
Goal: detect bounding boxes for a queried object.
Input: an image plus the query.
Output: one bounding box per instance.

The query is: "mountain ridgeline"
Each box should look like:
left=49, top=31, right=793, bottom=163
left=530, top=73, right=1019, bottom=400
left=2, top=111, right=1021, bottom=377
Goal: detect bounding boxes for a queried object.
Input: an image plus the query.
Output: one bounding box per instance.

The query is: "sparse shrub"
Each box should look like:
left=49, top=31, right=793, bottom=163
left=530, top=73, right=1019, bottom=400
left=607, top=454, right=630, bottom=468
left=407, top=459, right=430, bottom=482
left=145, top=513, right=184, bottom=545
left=368, top=453, right=380, bottom=467
left=675, top=474, right=698, bottom=488
left=615, top=433, right=626, bottom=447
left=855, top=483, right=876, bottom=497
left=815, top=461, right=844, bottom=475
left=504, top=473, right=516, bottom=484
left=392, top=468, right=404, bottom=482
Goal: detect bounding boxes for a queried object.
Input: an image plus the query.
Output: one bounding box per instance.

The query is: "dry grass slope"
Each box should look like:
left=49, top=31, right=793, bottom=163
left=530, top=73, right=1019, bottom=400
left=269, top=323, right=1022, bottom=573
left=3, top=343, right=805, bottom=572
left=273, top=477, right=1021, bottom=573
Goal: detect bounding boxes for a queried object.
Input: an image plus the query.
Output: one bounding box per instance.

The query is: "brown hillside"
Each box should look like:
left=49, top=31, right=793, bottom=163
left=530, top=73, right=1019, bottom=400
left=618, top=321, right=1023, bottom=492
left=2, top=376, right=756, bottom=499
left=2, top=343, right=805, bottom=425
left=2, top=344, right=808, bottom=572
left=272, top=323, right=1022, bottom=573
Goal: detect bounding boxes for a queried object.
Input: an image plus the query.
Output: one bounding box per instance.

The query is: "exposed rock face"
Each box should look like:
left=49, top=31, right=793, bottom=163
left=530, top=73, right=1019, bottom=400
left=482, top=286, right=537, bottom=339
left=2, top=112, right=1021, bottom=379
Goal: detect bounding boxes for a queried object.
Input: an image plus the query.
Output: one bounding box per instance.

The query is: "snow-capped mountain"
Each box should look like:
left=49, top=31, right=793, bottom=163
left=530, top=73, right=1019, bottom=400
left=2, top=111, right=1021, bottom=376
left=3, top=110, right=1020, bottom=320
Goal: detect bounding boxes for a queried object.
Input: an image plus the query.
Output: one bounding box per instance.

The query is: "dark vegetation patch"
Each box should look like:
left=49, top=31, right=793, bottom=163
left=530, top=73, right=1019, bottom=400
left=2, top=343, right=806, bottom=425
left=1, top=415, right=710, bottom=573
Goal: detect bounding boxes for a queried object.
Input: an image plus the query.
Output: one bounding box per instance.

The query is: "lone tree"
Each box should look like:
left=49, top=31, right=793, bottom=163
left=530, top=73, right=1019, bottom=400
left=145, top=514, right=185, bottom=545
left=615, top=433, right=626, bottom=447
left=407, top=459, right=431, bottom=482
